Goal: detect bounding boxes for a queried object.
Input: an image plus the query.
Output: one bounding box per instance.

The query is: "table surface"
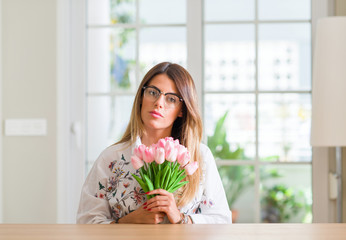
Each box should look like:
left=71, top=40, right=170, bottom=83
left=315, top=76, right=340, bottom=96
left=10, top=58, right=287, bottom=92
left=1, top=224, right=346, bottom=240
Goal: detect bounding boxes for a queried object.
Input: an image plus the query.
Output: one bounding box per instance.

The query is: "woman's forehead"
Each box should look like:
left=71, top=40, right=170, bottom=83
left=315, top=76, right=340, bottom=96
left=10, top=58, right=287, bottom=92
left=148, top=74, right=179, bottom=94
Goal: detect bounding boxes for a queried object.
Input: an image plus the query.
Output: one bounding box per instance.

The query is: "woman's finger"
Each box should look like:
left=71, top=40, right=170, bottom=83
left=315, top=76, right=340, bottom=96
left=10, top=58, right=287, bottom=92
left=145, top=200, right=169, bottom=210
left=146, top=188, right=171, bottom=196
left=146, top=195, right=169, bottom=202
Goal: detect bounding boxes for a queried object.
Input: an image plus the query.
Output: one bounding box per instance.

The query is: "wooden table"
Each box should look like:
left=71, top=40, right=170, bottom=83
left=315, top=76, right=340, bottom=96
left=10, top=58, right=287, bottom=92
left=0, top=224, right=345, bottom=240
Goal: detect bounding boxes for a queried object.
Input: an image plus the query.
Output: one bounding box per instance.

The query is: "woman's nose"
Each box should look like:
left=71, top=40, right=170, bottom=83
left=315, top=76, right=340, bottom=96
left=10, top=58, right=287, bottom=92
left=154, top=94, right=165, bottom=108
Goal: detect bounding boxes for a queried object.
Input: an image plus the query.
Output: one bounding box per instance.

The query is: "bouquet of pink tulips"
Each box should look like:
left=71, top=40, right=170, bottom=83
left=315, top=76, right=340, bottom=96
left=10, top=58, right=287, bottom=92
left=131, top=137, right=198, bottom=199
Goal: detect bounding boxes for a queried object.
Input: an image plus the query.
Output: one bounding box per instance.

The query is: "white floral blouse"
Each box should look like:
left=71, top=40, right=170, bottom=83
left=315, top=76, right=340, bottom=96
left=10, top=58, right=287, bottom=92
left=77, top=138, right=232, bottom=224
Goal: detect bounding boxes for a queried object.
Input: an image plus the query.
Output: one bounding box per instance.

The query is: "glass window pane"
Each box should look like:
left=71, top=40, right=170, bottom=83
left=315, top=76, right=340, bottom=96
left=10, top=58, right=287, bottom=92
left=205, top=25, right=255, bottom=91
left=87, top=95, right=134, bottom=172
left=259, top=94, right=311, bottom=162
left=258, top=23, right=311, bottom=91
left=88, top=0, right=136, bottom=25
left=140, top=0, right=186, bottom=24
left=88, top=28, right=136, bottom=93
left=205, top=0, right=254, bottom=21
left=218, top=165, right=255, bottom=223
left=260, top=165, right=312, bottom=223
left=139, top=27, right=186, bottom=77
left=205, top=94, right=255, bottom=160
left=259, top=0, right=311, bottom=20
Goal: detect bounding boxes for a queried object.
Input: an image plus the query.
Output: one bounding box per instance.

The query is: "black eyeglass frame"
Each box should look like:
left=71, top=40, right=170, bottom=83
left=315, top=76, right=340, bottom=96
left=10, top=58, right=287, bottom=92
left=142, top=85, right=184, bottom=103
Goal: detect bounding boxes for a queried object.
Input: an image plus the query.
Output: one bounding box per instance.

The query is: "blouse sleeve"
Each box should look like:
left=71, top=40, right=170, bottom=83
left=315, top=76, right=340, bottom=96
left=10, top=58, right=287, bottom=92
left=189, top=145, right=232, bottom=224
left=76, top=154, right=113, bottom=224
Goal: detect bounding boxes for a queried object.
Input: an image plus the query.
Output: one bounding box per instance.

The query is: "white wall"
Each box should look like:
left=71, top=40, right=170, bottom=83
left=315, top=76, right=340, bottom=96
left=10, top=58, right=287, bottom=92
left=0, top=0, right=3, bottom=224
left=1, top=0, right=57, bottom=223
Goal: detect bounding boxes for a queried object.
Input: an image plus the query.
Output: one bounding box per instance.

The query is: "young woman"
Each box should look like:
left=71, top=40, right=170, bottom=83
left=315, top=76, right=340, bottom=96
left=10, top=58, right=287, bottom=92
left=77, top=62, right=232, bottom=224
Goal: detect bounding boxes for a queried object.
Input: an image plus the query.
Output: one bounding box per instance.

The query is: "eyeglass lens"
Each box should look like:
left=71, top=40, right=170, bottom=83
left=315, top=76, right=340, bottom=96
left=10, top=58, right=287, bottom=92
left=144, top=87, right=181, bottom=108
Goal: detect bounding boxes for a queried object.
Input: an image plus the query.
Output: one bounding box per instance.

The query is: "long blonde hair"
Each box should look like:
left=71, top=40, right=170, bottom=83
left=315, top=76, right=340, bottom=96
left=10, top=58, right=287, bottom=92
left=117, top=62, right=203, bottom=207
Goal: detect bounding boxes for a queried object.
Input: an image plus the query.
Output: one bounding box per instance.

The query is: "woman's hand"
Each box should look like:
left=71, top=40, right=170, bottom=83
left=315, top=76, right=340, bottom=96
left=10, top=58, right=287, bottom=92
left=144, top=189, right=181, bottom=224
left=117, top=204, right=165, bottom=224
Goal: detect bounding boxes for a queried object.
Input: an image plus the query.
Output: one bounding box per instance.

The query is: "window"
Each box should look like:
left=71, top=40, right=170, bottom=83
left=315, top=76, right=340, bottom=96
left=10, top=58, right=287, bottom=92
left=85, top=0, right=313, bottom=223
left=86, top=0, right=187, bottom=171
left=203, top=0, right=312, bottom=223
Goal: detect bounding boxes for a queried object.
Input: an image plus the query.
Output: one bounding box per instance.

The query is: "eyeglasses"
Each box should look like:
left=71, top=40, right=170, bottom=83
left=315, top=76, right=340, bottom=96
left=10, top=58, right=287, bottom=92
left=142, top=86, right=183, bottom=109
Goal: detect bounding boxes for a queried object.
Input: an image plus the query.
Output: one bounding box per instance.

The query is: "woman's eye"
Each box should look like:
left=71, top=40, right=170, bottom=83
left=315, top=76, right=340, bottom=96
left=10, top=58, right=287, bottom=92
left=149, top=90, right=157, bottom=96
left=167, top=96, right=177, bottom=103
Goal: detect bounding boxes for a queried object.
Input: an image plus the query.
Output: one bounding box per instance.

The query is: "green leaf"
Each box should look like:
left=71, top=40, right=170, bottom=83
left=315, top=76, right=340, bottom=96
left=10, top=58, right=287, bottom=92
left=152, top=162, right=157, bottom=177
left=143, top=174, right=154, bottom=199
left=147, top=163, right=153, bottom=183
left=155, top=170, right=162, bottom=189
left=168, top=181, right=189, bottom=193
left=163, top=166, right=172, bottom=190
left=160, top=164, right=170, bottom=188
left=168, top=168, right=180, bottom=187
left=131, top=174, right=148, bottom=193
left=139, top=168, right=145, bottom=180
left=143, top=174, right=154, bottom=191
left=167, top=170, right=184, bottom=189
left=140, top=167, right=147, bottom=178
left=167, top=173, right=186, bottom=191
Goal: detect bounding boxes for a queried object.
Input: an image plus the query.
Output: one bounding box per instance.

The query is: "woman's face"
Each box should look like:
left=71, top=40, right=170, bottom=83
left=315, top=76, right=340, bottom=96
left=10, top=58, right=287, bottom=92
left=141, top=73, right=183, bottom=136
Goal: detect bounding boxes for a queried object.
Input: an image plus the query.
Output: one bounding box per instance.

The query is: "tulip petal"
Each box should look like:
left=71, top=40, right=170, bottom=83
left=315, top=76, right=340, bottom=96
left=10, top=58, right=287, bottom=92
left=184, top=161, right=198, bottom=175
left=131, top=155, right=144, bottom=170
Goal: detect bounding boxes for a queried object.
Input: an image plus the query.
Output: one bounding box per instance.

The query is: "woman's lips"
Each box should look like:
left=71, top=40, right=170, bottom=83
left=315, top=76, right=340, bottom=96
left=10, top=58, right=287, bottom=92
left=150, top=111, right=163, bottom=118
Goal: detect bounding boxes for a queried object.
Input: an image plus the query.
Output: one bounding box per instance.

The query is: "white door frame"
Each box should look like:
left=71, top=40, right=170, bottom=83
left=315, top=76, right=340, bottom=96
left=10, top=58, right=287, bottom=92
left=0, top=0, right=3, bottom=223
left=56, top=0, right=86, bottom=223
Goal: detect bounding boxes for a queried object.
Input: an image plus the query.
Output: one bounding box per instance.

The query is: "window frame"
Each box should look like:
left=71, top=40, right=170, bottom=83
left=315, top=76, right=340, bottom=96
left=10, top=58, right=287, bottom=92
left=202, top=0, right=312, bottom=223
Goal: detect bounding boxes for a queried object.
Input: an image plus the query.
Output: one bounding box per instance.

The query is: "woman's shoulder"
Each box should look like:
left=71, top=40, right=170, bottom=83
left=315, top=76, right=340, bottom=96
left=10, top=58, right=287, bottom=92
left=199, top=142, right=213, bottom=156
left=95, top=141, right=133, bottom=164
left=199, top=143, right=214, bottom=163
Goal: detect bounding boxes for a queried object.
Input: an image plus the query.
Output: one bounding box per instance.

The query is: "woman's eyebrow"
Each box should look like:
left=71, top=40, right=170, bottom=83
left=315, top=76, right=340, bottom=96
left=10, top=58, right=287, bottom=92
left=148, top=85, right=179, bottom=95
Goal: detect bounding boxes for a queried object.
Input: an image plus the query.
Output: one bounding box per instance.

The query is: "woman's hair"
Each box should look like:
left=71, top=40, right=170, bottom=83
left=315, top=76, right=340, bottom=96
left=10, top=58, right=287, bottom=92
left=116, top=62, right=203, bottom=207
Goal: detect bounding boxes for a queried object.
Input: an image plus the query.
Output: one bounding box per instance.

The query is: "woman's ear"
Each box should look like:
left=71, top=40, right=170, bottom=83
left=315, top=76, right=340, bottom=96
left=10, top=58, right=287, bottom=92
left=178, top=110, right=183, bottom=118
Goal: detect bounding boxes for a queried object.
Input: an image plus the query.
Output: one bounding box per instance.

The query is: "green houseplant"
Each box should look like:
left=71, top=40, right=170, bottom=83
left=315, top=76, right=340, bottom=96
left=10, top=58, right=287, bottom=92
left=207, top=111, right=280, bottom=221
left=208, top=111, right=310, bottom=223
left=261, top=184, right=308, bottom=223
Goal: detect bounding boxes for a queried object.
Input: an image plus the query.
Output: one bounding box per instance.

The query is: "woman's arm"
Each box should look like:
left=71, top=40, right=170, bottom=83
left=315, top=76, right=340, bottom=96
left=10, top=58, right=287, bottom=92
left=76, top=155, right=114, bottom=224
left=77, top=150, right=167, bottom=224
left=189, top=145, right=232, bottom=224
left=116, top=204, right=165, bottom=224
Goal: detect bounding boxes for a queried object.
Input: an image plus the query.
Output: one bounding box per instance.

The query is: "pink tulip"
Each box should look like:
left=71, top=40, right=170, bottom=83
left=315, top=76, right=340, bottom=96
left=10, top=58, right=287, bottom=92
left=165, top=140, right=177, bottom=162
left=155, top=147, right=165, bottom=164
left=134, top=147, right=143, bottom=160
left=184, top=161, right=198, bottom=175
left=143, top=147, right=155, bottom=163
left=150, top=146, right=157, bottom=158
left=157, top=139, right=166, bottom=148
left=178, top=150, right=190, bottom=167
left=131, top=155, right=144, bottom=170
left=165, top=137, right=174, bottom=142
left=134, top=144, right=146, bottom=160
left=176, top=145, right=187, bottom=160
left=164, top=140, right=173, bottom=155
left=173, top=139, right=180, bottom=147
